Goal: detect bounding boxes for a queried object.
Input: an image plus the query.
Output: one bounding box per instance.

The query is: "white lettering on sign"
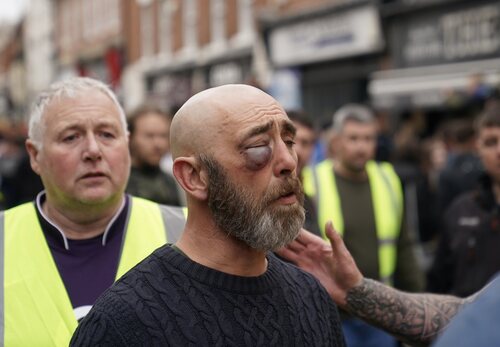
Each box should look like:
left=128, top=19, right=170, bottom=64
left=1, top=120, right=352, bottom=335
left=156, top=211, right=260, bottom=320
left=269, top=5, right=383, bottom=66
left=442, top=5, right=500, bottom=60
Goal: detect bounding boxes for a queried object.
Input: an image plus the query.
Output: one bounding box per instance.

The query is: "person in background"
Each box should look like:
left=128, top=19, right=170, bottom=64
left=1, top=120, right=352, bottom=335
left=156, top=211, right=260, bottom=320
left=428, top=105, right=500, bottom=297
left=302, top=103, right=424, bottom=347
left=70, top=84, right=346, bottom=346
left=287, top=110, right=321, bottom=236
left=0, top=129, right=44, bottom=208
left=436, top=117, right=483, bottom=216
left=126, top=105, right=183, bottom=206
left=1, top=77, right=186, bottom=346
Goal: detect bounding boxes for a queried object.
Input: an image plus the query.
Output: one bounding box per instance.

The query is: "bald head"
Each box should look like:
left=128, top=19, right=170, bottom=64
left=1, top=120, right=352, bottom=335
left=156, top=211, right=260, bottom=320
left=170, top=84, right=282, bottom=159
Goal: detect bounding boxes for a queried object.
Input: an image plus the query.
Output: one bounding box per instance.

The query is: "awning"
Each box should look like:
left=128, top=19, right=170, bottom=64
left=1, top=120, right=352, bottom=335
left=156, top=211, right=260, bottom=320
left=368, top=58, right=500, bottom=109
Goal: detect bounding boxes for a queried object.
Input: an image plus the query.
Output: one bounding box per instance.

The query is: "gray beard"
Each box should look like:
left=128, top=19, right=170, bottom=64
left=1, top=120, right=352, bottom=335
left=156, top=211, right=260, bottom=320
left=200, top=154, right=305, bottom=252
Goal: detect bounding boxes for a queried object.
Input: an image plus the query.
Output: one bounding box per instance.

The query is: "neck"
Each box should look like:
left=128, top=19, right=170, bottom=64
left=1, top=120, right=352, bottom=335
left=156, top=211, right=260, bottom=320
left=42, top=196, right=123, bottom=240
left=175, top=209, right=267, bottom=277
left=334, top=160, right=368, bottom=181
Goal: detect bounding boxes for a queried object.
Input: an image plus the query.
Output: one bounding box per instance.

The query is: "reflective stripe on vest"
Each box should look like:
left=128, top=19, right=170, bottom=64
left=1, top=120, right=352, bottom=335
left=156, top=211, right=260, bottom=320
left=1, top=197, right=186, bottom=346
left=303, top=159, right=403, bottom=285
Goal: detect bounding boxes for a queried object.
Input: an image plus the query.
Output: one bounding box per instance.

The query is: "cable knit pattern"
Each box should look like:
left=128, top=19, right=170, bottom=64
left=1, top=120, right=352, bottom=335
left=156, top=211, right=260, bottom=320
left=71, top=245, right=345, bottom=346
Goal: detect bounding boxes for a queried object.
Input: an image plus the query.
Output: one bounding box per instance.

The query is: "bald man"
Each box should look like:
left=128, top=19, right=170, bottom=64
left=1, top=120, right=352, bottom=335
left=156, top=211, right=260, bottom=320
left=70, top=85, right=346, bottom=346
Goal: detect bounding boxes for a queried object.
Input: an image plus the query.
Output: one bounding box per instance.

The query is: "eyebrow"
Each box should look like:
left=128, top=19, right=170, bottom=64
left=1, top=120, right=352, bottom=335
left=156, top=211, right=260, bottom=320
left=281, top=120, right=297, bottom=137
left=241, top=120, right=274, bottom=141
left=241, top=119, right=297, bottom=141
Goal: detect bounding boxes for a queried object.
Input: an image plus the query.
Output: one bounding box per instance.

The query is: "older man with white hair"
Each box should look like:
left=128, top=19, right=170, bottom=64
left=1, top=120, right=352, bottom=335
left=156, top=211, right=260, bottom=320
left=1, top=77, right=185, bottom=346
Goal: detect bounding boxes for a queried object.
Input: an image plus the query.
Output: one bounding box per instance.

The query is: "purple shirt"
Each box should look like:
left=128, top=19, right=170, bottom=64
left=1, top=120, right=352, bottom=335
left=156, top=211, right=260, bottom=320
left=34, top=192, right=129, bottom=320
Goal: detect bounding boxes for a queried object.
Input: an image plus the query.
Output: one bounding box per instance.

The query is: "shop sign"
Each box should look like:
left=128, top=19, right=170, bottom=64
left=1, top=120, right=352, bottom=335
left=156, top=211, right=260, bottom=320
left=150, top=74, right=192, bottom=110
left=392, top=2, right=500, bottom=67
left=269, top=5, right=383, bottom=67
left=209, top=62, right=243, bottom=86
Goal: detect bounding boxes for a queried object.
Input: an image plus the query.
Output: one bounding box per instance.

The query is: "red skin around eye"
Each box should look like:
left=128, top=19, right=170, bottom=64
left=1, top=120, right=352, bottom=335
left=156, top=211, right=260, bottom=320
left=245, top=146, right=271, bottom=171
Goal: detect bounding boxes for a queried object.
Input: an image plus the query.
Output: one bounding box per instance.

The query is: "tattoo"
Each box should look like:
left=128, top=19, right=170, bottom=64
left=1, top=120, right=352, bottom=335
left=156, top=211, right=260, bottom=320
left=345, top=279, right=475, bottom=347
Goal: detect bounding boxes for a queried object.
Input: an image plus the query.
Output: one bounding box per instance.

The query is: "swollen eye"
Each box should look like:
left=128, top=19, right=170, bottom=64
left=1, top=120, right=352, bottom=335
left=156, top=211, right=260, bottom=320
left=245, top=146, right=272, bottom=170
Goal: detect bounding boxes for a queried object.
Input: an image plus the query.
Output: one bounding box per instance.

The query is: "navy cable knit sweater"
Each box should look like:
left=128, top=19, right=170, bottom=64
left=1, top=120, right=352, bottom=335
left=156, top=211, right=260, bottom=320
left=70, top=245, right=345, bottom=346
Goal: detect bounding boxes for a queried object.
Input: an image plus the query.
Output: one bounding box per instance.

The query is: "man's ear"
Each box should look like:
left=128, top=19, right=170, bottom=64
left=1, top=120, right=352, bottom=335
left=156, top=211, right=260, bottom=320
left=25, top=139, right=42, bottom=176
left=173, top=156, right=208, bottom=200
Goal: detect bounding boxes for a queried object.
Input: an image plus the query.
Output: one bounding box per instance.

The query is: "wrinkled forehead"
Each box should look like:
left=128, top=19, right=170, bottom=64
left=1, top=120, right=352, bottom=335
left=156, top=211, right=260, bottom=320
left=218, top=100, right=292, bottom=140
left=42, top=90, right=124, bottom=128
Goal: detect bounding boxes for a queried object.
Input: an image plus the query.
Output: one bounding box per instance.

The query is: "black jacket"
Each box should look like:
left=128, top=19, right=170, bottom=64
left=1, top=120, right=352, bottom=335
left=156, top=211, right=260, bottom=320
left=428, top=174, right=500, bottom=297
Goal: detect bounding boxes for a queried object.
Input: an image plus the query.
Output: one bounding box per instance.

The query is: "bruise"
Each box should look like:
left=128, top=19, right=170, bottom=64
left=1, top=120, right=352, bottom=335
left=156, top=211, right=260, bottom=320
left=244, top=146, right=271, bottom=171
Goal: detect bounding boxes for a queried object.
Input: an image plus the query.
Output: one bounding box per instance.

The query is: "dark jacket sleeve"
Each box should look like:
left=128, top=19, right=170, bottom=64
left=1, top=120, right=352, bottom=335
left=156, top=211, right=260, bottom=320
left=394, top=214, right=425, bottom=292
left=427, top=204, right=456, bottom=294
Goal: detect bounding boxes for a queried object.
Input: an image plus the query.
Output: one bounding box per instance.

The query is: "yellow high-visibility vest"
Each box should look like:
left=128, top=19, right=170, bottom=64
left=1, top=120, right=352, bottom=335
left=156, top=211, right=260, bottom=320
left=302, top=159, right=403, bottom=284
left=1, top=197, right=186, bottom=347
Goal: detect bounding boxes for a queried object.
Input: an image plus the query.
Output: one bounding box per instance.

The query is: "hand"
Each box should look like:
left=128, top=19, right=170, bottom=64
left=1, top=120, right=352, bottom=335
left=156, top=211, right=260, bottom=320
left=277, top=221, right=363, bottom=308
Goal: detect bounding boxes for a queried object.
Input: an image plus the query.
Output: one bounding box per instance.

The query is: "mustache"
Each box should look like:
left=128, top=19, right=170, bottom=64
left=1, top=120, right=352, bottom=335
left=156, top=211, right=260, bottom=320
left=264, top=176, right=304, bottom=204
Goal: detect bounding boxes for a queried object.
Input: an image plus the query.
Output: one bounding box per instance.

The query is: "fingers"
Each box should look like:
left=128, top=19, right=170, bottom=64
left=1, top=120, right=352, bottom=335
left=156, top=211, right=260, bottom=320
left=295, top=228, right=320, bottom=245
left=296, top=228, right=330, bottom=250
left=275, top=246, right=300, bottom=263
left=325, top=220, right=364, bottom=287
left=286, top=239, right=305, bottom=253
left=325, top=221, right=346, bottom=254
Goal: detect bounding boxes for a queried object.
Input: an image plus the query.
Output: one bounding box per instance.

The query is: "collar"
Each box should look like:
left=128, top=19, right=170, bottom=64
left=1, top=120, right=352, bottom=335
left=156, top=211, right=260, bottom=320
left=35, top=191, right=130, bottom=251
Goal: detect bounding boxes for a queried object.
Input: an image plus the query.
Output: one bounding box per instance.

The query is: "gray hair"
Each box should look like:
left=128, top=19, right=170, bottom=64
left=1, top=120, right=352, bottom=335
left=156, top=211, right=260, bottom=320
left=332, top=104, right=375, bottom=132
left=28, top=77, right=127, bottom=149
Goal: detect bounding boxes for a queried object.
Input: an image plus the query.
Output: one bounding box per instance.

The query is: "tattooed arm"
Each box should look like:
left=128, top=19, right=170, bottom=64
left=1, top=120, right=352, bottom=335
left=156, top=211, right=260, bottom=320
left=278, top=222, right=477, bottom=346
left=345, top=278, right=476, bottom=346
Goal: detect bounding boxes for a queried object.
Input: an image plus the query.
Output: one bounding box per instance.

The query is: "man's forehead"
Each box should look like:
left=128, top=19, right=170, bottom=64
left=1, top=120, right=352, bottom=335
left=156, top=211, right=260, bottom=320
left=479, top=126, right=500, bottom=137
left=44, top=95, right=122, bottom=126
left=341, top=120, right=376, bottom=132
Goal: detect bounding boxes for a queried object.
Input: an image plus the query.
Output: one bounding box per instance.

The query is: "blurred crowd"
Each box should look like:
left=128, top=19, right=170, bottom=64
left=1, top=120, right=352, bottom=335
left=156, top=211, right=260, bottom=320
left=1, top=80, right=499, bottom=281
left=1, top=76, right=500, bottom=346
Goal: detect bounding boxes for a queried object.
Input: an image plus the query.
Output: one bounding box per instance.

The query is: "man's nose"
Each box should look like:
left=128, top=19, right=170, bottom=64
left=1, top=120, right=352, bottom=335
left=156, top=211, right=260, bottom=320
left=83, top=134, right=102, bottom=161
left=273, top=140, right=297, bottom=177
left=153, top=135, right=167, bottom=150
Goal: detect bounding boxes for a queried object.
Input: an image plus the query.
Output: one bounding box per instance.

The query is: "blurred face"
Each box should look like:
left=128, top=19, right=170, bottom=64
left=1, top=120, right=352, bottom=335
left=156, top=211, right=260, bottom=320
left=27, top=90, right=131, bottom=210
left=477, top=126, right=500, bottom=182
left=130, top=112, right=170, bottom=167
left=205, top=104, right=305, bottom=251
left=293, top=121, right=316, bottom=174
left=335, top=120, right=377, bottom=173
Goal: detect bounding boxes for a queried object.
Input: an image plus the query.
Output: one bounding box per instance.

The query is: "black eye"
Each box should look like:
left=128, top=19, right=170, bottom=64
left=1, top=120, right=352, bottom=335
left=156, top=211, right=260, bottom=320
left=245, top=146, right=272, bottom=170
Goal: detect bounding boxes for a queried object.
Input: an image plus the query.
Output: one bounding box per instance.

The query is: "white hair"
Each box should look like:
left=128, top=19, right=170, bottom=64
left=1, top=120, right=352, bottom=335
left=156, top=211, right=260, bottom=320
left=28, top=77, right=127, bottom=149
left=332, top=103, right=375, bottom=132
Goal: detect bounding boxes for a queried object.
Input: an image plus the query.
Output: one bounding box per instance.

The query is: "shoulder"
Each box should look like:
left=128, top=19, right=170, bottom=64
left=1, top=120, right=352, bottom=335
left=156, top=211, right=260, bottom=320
left=444, top=191, right=480, bottom=215
left=269, top=254, right=335, bottom=302
left=72, top=247, right=182, bottom=338
left=71, top=289, right=136, bottom=346
left=434, top=274, right=500, bottom=347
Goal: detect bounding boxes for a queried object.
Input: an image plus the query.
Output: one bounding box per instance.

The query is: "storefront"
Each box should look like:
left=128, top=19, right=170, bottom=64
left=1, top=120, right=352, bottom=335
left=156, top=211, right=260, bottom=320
left=370, top=0, right=500, bottom=110
left=146, top=52, right=253, bottom=113
left=266, top=2, right=384, bottom=125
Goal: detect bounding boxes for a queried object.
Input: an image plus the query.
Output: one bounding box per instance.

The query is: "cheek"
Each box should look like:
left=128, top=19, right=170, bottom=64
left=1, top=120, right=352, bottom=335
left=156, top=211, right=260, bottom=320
left=115, top=149, right=131, bottom=168
left=483, top=154, right=499, bottom=168
left=44, top=152, right=77, bottom=176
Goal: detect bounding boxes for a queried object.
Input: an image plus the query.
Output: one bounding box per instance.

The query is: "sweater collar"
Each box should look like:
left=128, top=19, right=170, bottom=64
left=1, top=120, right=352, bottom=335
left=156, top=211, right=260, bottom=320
left=161, top=245, right=282, bottom=294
